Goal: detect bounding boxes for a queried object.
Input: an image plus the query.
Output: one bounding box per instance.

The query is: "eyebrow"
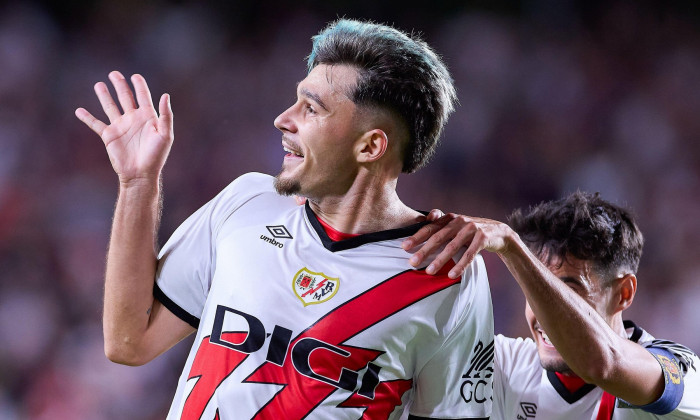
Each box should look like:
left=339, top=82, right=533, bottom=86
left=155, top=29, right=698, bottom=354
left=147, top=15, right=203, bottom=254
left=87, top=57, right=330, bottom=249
left=299, top=86, right=329, bottom=112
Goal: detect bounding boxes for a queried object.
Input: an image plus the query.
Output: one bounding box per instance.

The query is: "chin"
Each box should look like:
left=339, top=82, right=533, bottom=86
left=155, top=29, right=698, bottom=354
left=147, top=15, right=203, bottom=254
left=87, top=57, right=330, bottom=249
left=273, top=173, right=302, bottom=196
left=538, top=351, right=572, bottom=374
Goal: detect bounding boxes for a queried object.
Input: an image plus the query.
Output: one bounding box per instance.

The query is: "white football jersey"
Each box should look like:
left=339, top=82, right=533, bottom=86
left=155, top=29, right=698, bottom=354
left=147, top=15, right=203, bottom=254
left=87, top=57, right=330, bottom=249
left=493, top=322, right=700, bottom=419
left=155, top=173, right=495, bottom=420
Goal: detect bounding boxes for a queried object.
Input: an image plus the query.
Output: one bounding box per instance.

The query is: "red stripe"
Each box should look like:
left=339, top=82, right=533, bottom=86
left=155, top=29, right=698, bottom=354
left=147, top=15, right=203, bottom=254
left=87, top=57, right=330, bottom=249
left=247, top=262, right=459, bottom=419
left=596, top=391, right=616, bottom=420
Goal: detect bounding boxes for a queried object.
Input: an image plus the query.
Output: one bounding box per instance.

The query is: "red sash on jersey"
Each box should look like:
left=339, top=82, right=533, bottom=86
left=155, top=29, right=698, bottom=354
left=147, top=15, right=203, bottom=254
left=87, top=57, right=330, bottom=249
left=596, top=391, right=616, bottom=420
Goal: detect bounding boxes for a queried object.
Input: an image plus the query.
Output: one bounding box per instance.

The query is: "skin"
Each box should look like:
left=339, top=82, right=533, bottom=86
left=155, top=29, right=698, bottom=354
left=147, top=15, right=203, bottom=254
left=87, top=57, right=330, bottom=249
left=75, top=71, right=194, bottom=365
left=75, top=64, right=424, bottom=365
left=403, top=213, right=665, bottom=405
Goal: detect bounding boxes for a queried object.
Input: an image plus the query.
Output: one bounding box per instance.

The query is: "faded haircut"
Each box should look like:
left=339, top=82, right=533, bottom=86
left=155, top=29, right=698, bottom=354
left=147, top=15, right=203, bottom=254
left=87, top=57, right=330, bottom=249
left=307, top=19, right=457, bottom=173
left=508, top=191, right=644, bottom=280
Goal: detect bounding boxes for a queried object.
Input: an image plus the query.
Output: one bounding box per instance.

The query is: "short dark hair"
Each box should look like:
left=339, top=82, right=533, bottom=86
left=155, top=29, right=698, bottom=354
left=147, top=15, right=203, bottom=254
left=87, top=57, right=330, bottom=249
left=508, top=191, right=644, bottom=278
left=307, top=19, right=457, bottom=173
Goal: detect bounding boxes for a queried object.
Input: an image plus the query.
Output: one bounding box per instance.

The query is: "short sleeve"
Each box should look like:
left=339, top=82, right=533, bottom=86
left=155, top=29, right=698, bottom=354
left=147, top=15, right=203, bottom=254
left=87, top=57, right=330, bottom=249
left=155, top=173, right=273, bottom=327
left=409, top=256, right=494, bottom=419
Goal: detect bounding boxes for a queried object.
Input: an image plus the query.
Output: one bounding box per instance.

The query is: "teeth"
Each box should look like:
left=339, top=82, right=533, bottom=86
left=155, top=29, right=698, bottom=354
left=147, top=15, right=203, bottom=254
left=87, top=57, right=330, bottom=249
left=283, top=146, right=303, bottom=157
left=541, top=331, right=552, bottom=345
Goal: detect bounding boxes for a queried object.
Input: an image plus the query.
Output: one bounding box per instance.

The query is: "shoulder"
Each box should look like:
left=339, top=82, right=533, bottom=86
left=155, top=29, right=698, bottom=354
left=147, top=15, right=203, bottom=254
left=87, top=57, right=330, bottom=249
left=495, top=334, right=537, bottom=359
left=636, top=329, right=698, bottom=377
left=211, top=173, right=280, bottom=216
left=494, top=334, right=539, bottom=376
left=221, top=172, right=276, bottom=197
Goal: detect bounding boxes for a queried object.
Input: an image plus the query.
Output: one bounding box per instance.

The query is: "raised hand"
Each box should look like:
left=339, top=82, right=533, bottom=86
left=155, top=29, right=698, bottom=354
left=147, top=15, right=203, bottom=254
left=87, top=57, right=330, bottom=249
left=402, top=212, right=516, bottom=279
left=75, top=71, right=174, bottom=184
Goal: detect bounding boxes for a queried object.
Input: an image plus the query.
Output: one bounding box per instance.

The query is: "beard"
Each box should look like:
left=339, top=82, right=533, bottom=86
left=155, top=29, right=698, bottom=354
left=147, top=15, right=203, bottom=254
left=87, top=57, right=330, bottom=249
left=540, top=356, right=573, bottom=374
left=274, top=172, right=302, bottom=196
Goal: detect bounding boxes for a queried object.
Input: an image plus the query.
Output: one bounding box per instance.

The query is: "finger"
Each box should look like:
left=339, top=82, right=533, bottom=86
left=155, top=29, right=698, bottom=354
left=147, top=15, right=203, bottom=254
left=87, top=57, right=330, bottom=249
left=75, top=107, right=108, bottom=137
left=108, top=71, right=137, bottom=112
left=158, top=94, right=173, bottom=136
left=402, top=215, right=451, bottom=251
left=132, top=74, right=154, bottom=109
left=426, top=222, right=476, bottom=275
left=450, top=229, right=486, bottom=278
left=408, top=220, right=463, bottom=269
left=93, top=81, right=121, bottom=122
left=426, top=209, right=445, bottom=222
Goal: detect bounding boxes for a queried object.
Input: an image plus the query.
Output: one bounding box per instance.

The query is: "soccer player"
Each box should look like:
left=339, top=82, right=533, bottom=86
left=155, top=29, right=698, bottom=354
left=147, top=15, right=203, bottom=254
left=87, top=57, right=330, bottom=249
left=75, top=19, right=494, bottom=419
left=406, top=192, right=700, bottom=418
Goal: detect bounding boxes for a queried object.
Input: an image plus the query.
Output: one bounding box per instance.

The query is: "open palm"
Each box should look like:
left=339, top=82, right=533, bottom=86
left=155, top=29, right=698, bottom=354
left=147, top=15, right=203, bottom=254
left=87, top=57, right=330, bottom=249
left=76, top=71, right=174, bottom=183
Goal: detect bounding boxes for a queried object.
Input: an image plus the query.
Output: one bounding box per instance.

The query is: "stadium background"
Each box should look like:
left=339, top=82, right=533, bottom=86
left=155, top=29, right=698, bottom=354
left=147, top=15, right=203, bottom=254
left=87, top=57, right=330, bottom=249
left=1, top=0, right=699, bottom=417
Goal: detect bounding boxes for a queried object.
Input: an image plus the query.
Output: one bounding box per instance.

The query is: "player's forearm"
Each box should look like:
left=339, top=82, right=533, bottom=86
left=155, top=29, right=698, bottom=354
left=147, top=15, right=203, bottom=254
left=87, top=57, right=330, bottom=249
left=103, top=178, right=162, bottom=364
left=499, top=236, right=624, bottom=379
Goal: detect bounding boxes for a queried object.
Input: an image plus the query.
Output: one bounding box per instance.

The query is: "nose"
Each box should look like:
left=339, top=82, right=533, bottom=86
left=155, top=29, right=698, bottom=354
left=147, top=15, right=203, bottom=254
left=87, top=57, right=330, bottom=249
left=274, top=104, right=297, bottom=133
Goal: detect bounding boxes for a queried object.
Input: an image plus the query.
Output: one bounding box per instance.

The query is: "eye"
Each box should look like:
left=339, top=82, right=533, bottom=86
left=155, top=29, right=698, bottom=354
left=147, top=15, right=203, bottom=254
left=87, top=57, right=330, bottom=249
left=304, top=103, right=317, bottom=115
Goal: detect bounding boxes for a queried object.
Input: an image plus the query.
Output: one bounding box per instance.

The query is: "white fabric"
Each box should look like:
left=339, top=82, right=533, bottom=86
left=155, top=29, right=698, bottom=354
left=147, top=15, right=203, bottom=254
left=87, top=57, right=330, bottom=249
left=156, top=172, right=494, bottom=420
left=493, top=326, right=700, bottom=419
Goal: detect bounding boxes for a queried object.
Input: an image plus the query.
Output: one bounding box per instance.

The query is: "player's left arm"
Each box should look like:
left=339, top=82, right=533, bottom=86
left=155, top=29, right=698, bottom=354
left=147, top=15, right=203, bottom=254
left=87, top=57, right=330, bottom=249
left=402, top=212, right=683, bottom=409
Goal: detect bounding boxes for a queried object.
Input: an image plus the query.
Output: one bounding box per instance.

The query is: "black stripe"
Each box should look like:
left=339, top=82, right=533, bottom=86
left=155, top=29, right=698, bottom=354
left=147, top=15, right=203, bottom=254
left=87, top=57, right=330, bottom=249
left=153, top=283, right=200, bottom=329
left=546, top=370, right=597, bottom=404
left=305, top=201, right=429, bottom=252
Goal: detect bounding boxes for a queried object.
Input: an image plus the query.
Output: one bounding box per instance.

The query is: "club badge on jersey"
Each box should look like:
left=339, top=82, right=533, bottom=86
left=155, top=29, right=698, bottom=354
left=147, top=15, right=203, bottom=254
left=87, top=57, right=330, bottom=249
left=293, top=267, right=340, bottom=306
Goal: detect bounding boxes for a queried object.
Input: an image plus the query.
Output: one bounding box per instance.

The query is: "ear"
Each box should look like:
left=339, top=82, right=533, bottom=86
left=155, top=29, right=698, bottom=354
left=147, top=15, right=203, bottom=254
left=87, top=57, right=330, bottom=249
left=615, top=273, right=637, bottom=312
left=355, top=129, right=388, bottom=163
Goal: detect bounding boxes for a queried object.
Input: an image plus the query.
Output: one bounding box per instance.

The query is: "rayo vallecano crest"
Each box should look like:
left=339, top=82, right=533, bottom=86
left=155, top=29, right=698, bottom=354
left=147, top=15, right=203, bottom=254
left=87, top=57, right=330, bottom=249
left=292, top=267, right=339, bottom=306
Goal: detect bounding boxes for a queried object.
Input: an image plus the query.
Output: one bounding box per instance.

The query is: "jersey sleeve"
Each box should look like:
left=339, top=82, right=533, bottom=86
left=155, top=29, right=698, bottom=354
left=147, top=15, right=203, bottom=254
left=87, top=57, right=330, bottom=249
left=408, top=255, right=494, bottom=419
left=154, top=173, right=273, bottom=328
left=618, top=339, right=700, bottom=418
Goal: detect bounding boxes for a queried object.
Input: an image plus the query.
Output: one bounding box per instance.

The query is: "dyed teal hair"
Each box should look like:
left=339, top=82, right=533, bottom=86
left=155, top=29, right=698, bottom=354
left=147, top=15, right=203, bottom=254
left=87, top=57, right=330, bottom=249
left=307, top=19, right=457, bottom=173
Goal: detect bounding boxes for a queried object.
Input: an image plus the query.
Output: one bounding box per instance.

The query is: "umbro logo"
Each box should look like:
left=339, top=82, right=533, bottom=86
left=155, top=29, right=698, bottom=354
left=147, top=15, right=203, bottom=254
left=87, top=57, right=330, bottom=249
left=260, top=225, right=293, bottom=248
left=267, top=225, right=293, bottom=239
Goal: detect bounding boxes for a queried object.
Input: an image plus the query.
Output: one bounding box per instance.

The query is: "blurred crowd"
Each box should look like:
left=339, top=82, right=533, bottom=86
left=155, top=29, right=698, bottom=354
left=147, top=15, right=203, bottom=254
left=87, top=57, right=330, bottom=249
left=0, top=1, right=698, bottom=418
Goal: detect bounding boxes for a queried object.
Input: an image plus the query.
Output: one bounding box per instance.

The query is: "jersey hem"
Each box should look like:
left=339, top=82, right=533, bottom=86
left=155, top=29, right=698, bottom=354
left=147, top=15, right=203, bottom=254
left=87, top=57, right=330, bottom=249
left=154, top=283, right=200, bottom=329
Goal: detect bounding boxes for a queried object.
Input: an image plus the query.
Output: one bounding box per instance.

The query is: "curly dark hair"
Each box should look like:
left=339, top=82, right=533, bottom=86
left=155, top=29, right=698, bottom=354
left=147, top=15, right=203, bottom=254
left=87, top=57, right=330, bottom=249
left=307, top=19, right=457, bottom=174
left=508, top=191, right=644, bottom=278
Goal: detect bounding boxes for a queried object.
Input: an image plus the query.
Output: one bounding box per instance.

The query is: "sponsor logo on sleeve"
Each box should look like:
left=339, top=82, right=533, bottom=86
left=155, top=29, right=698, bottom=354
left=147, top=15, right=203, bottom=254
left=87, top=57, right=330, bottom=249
left=460, top=339, right=494, bottom=405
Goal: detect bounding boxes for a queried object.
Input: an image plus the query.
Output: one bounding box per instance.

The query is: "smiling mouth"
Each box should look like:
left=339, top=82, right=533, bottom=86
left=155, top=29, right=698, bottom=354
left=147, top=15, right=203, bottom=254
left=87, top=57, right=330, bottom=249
left=283, top=146, right=304, bottom=157
left=534, top=323, right=554, bottom=347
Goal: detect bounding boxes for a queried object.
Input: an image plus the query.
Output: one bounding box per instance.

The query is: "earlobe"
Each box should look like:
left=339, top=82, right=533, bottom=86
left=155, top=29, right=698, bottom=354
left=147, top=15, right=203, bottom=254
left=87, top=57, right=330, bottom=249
left=356, top=129, right=388, bottom=163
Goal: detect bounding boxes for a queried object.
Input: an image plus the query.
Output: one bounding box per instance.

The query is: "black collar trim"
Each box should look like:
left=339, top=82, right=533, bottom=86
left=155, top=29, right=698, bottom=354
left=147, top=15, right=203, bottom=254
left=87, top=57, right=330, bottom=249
left=546, top=320, right=644, bottom=404
left=304, top=201, right=429, bottom=252
left=623, top=319, right=643, bottom=343
left=546, top=370, right=597, bottom=404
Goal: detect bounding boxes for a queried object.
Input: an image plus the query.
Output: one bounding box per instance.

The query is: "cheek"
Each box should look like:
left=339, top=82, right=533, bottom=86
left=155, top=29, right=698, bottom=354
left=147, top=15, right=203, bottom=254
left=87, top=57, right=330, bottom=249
left=524, top=302, right=534, bottom=321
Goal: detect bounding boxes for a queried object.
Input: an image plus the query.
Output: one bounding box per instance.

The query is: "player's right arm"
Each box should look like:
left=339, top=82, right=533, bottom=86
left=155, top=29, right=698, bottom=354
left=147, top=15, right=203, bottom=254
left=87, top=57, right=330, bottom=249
left=76, top=71, right=195, bottom=366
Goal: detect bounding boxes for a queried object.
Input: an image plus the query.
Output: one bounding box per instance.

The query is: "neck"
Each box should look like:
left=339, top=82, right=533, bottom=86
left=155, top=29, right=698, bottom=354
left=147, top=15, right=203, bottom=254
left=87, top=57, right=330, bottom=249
left=610, top=314, right=627, bottom=338
left=307, top=176, right=422, bottom=234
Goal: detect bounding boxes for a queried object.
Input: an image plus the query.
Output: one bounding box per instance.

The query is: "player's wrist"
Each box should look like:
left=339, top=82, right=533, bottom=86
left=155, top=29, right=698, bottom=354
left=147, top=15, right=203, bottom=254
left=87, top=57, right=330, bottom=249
left=495, top=226, right=521, bottom=258
left=118, top=175, right=162, bottom=198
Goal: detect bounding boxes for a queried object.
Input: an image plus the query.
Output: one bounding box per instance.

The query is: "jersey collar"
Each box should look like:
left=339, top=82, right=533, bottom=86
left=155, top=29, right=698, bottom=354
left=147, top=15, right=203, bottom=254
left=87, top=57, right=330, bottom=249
left=546, top=319, right=643, bottom=404
left=304, top=201, right=429, bottom=252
